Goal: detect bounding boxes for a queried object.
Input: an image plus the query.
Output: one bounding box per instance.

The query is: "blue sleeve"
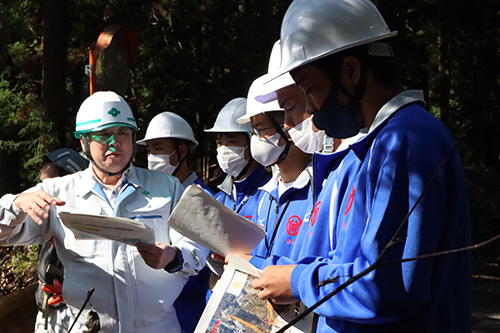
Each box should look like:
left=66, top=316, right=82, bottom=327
left=194, top=179, right=215, bottom=196
left=251, top=254, right=321, bottom=270
left=291, top=120, right=470, bottom=324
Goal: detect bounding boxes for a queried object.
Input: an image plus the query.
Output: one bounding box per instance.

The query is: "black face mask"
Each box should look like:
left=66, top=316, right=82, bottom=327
left=312, top=87, right=363, bottom=139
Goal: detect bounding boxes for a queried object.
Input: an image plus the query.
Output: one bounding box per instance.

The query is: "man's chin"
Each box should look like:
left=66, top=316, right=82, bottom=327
left=99, top=160, right=130, bottom=174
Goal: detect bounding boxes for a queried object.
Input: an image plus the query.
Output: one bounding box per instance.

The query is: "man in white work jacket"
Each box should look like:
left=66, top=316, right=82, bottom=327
left=0, top=91, right=208, bottom=333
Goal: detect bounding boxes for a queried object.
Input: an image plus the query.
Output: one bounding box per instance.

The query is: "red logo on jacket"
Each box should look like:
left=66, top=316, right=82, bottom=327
left=286, top=215, right=303, bottom=236
left=310, top=202, right=321, bottom=227
left=344, top=186, right=356, bottom=216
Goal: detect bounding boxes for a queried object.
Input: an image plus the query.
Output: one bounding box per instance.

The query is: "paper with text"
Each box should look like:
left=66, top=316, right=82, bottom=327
left=58, top=212, right=155, bottom=245
left=167, top=185, right=266, bottom=256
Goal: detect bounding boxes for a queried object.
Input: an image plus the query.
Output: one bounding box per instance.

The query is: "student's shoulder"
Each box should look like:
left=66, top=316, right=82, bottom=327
left=389, top=104, right=450, bottom=138
left=194, top=178, right=215, bottom=196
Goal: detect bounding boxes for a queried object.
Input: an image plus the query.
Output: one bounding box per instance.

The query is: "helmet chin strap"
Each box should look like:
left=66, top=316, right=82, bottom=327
left=82, top=135, right=133, bottom=177
left=171, top=143, right=187, bottom=178
left=266, top=113, right=291, bottom=166
left=234, top=155, right=253, bottom=181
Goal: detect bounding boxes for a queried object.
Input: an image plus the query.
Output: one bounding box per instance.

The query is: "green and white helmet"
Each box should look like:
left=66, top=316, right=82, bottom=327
left=74, top=91, right=137, bottom=138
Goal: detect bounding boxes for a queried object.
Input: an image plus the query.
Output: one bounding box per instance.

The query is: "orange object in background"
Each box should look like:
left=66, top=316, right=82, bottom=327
left=89, top=25, right=139, bottom=96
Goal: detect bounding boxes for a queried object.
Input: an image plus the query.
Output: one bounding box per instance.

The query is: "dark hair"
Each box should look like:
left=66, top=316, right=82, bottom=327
left=216, top=132, right=251, bottom=144
left=264, top=111, right=285, bottom=125
left=42, top=162, right=69, bottom=177
left=312, top=43, right=401, bottom=89
left=173, top=138, right=194, bottom=151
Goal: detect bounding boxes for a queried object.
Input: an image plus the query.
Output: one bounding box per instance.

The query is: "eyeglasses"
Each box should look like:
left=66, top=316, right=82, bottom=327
left=252, top=125, right=281, bottom=138
left=89, top=128, right=133, bottom=145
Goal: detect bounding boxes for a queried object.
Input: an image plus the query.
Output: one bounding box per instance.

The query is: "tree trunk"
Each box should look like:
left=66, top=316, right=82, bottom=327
left=42, top=0, right=69, bottom=147
left=437, top=28, right=450, bottom=126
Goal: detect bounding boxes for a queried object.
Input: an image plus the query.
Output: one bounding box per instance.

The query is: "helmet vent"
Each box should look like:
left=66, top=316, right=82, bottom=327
left=367, top=42, right=394, bottom=57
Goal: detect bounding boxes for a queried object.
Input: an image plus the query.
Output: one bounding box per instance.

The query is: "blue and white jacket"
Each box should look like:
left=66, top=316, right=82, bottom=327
left=183, top=171, right=215, bottom=196
left=290, top=91, right=471, bottom=332
left=249, top=163, right=315, bottom=269
left=260, top=133, right=366, bottom=269
left=214, top=165, right=270, bottom=222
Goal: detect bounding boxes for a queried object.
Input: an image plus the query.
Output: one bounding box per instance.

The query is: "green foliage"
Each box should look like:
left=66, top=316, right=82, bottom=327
left=0, top=73, right=56, bottom=187
left=9, top=245, right=38, bottom=275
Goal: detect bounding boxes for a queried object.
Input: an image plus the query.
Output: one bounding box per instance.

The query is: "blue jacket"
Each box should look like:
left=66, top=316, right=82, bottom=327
left=214, top=165, right=270, bottom=221
left=190, top=175, right=215, bottom=196
left=249, top=164, right=315, bottom=269
left=256, top=132, right=366, bottom=270
left=290, top=91, right=471, bottom=333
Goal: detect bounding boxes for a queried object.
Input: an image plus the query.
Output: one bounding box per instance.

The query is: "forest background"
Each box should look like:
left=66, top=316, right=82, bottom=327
left=0, top=0, right=499, bottom=294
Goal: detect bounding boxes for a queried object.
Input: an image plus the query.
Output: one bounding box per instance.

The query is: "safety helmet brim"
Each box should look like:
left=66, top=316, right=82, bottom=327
left=137, top=136, right=199, bottom=148
left=74, top=122, right=138, bottom=139
left=267, top=33, right=398, bottom=84
left=255, top=40, right=296, bottom=104
left=205, top=98, right=253, bottom=133
left=266, top=0, right=398, bottom=84
left=137, top=111, right=199, bottom=147
left=237, top=74, right=284, bottom=124
left=136, top=135, right=199, bottom=147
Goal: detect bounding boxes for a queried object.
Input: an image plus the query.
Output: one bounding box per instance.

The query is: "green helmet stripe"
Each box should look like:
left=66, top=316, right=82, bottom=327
left=127, top=117, right=135, bottom=122
left=76, top=119, right=102, bottom=127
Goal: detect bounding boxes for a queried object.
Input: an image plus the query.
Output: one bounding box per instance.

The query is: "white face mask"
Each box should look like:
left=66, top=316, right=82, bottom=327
left=148, top=150, right=178, bottom=175
left=288, top=116, right=326, bottom=154
left=217, top=145, right=249, bottom=178
left=250, top=131, right=287, bottom=167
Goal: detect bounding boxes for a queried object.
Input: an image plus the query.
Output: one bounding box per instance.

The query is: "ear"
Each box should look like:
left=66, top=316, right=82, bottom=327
left=80, top=136, right=86, bottom=153
left=178, top=144, right=189, bottom=160
left=342, top=56, right=362, bottom=86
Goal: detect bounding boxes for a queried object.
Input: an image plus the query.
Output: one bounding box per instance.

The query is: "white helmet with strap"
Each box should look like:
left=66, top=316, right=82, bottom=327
left=269, top=0, right=398, bottom=81
left=205, top=98, right=252, bottom=133
left=137, top=111, right=198, bottom=147
left=255, top=40, right=296, bottom=104
left=237, top=74, right=290, bottom=166
left=236, top=74, right=283, bottom=124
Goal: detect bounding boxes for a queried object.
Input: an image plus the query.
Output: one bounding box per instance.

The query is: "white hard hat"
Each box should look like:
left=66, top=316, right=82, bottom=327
left=269, top=0, right=398, bottom=82
left=205, top=98, right=252, bottom=133
left=137, top=111, right=198, bottom=147
left=236, top=75, right=284, bottom=124
left=255, top=40, right=296, bottom=104
left=74, top=91, right=137, bottom=138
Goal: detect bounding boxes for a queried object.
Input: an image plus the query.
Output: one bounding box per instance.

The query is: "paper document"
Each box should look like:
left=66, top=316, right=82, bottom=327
left=167, top=184, right=266, bottom=256
left=194, top=255, right=313, bottom=333
left=58, top=212, right=155, bottom=245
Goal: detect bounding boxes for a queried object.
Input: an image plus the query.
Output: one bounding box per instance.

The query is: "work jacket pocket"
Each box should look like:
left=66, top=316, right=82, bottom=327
left=125, top=196, right=173, bottom=244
